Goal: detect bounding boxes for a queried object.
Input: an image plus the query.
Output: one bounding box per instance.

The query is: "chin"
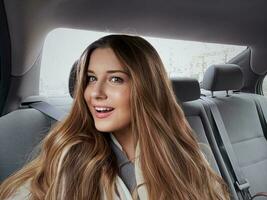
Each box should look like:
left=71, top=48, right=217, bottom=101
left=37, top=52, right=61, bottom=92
left=94, top=123, right=115, bottom=133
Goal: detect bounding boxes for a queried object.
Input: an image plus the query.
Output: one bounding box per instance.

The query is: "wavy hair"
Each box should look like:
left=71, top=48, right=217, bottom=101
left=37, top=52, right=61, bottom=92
left=0, top=34, right=230, bottom=200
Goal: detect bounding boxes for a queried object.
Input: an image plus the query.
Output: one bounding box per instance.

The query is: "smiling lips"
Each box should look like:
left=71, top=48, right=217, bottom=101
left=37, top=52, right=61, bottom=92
left=93, top=106, right=115, bottom=119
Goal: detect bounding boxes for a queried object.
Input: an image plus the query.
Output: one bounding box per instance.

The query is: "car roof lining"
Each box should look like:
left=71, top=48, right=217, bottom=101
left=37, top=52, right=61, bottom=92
left=3, top=0, right=267, bottom=76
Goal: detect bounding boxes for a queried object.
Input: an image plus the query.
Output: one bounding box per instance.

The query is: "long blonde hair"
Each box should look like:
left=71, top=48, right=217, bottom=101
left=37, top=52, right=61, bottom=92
left=0, top=34, right=229, bottom=200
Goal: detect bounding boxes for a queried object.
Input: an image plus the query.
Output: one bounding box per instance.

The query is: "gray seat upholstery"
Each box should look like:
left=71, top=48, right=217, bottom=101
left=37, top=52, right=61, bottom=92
left=202, top=64, right=267, bottom=199
left=0, top=109, right=54, bottom=182
left=0, top=94, right=74, bottom=182
left=172, top=78, right=219, bottom=170
left=172, top=78, right=239, bottom=200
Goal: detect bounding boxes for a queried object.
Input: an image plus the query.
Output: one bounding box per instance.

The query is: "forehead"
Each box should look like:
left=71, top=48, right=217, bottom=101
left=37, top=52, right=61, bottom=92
left=88, top=47, right=124, bottom=72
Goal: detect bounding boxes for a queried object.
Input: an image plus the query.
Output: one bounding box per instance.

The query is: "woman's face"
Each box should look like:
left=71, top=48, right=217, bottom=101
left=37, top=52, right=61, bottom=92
left=84, top=47, right=131, bottom=134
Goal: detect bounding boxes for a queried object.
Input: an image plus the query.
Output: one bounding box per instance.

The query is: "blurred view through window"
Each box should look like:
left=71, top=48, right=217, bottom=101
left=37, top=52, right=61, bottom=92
left=40, top=28, right=246, bottom=97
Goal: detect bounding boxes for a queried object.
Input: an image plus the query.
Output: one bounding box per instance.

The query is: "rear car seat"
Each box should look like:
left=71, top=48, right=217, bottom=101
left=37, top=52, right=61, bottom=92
left=172, top=78, right=238, bottom=200
left=201, top=64, right=267, bottom=199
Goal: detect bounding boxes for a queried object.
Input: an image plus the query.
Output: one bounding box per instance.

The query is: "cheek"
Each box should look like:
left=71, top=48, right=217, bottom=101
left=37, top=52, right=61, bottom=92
left=83, top=87, right=90, bottom=102
left=112, top=88, right=130, bottom=108
left=83, top=87, right=92, bottom=109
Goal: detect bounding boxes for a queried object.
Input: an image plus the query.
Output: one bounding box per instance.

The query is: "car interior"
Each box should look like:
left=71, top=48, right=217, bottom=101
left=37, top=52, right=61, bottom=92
left=0, top=0, right=267, bottom=199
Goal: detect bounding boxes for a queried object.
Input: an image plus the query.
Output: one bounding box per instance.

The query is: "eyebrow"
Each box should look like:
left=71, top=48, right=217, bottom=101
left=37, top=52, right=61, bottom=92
left=87, top=69, right=129, bottom=75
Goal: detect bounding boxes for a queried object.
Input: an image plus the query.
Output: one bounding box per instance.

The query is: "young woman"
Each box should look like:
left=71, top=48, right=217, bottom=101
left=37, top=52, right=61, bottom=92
left=0, top=34, right=230, bottom=200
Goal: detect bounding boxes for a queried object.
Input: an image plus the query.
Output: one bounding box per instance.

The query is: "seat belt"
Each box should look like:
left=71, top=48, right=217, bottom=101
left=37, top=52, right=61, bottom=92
left=201, top=96, right=267, bottom=200
left=29, top=101, right=67, bottom=121
left=201, top=96, right=252, bottom=199
left=21, top=100, right=67, bottom=121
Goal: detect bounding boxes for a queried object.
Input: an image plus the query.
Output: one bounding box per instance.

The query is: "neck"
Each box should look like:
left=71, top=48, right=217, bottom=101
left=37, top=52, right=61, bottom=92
left=112, top=127, right=135, bottom=161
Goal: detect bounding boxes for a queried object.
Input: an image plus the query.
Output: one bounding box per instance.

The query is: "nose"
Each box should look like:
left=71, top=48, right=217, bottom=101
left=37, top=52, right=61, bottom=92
left=90, top=81, right=107, bottom=100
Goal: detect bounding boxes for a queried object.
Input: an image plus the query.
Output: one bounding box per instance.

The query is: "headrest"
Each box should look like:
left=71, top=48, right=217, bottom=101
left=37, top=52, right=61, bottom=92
left=202, top=64, right=243, bottom=91
left=172, top=78, right=200, bottom=102
left=69, top=60, right=78, bottom=98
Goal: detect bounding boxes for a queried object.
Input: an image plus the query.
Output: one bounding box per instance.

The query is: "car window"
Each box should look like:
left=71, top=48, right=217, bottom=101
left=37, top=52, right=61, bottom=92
left=40, top=28, right=246, bottom=97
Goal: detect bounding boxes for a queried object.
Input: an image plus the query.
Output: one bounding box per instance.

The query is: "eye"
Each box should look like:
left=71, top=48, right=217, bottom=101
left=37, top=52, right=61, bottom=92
left=87, top=75, right=96, bottom=83
left=110, top=76, right=124, bottom=83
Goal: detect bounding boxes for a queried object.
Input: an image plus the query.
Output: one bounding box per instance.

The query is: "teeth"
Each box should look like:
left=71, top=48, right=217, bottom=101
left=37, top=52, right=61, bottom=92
left=95, top=107, right=113, bottom=111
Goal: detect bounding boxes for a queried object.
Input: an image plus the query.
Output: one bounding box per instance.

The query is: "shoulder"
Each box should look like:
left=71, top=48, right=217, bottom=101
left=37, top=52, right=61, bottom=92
left=6, top=182, right=31, bottom=200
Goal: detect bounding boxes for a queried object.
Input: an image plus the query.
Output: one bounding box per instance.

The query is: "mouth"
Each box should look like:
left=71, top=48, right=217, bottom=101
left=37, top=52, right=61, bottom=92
left=93, top=106, right=115, bottom=119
